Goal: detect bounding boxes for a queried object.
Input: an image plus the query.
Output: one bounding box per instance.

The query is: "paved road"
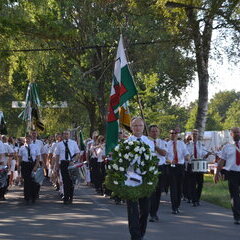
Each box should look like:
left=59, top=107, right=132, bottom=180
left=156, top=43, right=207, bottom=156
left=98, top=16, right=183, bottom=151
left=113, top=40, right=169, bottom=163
left=0, top=182, right=239, bottom=240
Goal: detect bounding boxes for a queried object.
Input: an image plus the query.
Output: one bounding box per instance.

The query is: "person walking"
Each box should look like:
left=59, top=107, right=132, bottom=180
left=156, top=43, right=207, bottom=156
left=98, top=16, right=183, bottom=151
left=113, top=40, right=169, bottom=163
left=214, top=127, right=240, bottom=224
left=55, top=131, right=80, bottom=204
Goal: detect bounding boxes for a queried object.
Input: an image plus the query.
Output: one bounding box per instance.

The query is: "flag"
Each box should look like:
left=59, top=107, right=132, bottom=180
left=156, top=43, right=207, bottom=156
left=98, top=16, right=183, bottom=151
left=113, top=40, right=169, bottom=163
left=119, top=102, right=131, bottom=132
left=0, top=111, right=7, bottom=135
left=19, top=82, right=44, bottom=131
left=106, top=35, right=137, bottom=154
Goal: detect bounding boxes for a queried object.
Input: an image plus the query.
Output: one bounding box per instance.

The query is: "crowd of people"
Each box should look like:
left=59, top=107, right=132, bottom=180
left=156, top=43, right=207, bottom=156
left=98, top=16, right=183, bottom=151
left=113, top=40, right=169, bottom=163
left=0, top=120, right=240, bottom=240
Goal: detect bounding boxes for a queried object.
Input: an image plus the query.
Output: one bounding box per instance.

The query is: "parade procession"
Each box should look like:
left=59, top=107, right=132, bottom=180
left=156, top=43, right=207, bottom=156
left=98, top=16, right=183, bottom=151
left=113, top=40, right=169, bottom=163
left=0, top=1, right=240, bottom=240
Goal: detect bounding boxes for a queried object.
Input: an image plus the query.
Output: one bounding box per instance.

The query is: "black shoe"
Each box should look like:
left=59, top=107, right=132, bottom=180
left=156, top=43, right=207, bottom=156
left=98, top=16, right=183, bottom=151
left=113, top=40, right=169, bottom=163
left=187, top=200, right=191, bottom=203
left=196, top=202, right=200, bottom=206
left=0, top=197, right=6, bottom=201
left=176, top=208, right=181, bottom=214
left=234, top=219, right=240, bottom=225
left=192, top=202, right=197, bottom=207
left=149, top=216, right=158, bottom=222
left=24, top=200, right=30, bottom=205
left=172, top=210, right=178, bottom=214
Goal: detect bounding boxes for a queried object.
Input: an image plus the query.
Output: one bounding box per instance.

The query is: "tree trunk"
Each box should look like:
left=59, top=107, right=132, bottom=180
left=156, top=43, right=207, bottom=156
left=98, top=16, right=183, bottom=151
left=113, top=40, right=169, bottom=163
left=87, top=103, right=97, bottom=138
left=186, top=9, right=213, bottom=137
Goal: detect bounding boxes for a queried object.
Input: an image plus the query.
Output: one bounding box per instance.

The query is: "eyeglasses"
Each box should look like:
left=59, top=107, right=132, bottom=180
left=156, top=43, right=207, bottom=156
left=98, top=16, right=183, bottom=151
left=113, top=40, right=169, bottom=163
left=170, top=133, right=177, bottom=135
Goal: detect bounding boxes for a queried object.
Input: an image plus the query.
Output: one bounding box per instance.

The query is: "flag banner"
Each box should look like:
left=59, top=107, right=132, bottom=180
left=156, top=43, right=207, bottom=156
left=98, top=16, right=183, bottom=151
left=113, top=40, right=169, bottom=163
left=119, top=102, right=131, bottom=132
left=18, top=83, right=44, bottom=131
left=106, top=35, right=137, bottom=154
left=79, top=130, right=86, bottom=151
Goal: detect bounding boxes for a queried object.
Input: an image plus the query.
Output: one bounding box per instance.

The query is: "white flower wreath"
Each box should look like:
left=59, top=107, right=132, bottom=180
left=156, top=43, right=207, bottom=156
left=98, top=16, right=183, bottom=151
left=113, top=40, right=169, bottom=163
left=105, top=139, right=159, bottom=201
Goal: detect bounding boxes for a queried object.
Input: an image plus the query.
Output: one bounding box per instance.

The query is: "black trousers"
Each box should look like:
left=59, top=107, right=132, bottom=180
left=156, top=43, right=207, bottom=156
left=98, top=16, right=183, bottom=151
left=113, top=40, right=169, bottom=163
left=89, top=157, right=98, bottom=186
left=169, top=164, right=185, bottom=211
left=150, top=165, right=166, bottom=217
left=191, top=172, right=204, bottom=203
left=228, top=170, right=240, bottom=220
left=183, top=164, right=193, bottom=201
left=21, top=162, right=38, bottom=201
left=60, top=161, right=74, bottom=201
left=95, top=162, right=106, bottom=191
left=127, top=197, right=150, bottom=240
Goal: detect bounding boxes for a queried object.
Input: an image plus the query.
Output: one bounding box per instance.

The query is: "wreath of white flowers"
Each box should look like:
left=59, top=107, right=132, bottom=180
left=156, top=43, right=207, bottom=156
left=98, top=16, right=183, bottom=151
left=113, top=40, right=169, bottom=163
left=105, top=139, right=159, bottom=201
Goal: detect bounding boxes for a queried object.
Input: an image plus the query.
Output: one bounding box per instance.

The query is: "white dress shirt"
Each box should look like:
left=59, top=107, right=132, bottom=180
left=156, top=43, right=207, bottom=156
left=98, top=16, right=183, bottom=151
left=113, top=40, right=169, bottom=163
left=0, top=141, right=6, bottom=163
left=221, top=143, right=240, bottom=172
left=42, top=143, right=51, bottom=155
left=55, top=139, right=80, bottom=161
left=150, top=138, right=167, bottom=165
left=187, top=141, right=207, bottom=160
left=90, top=144, right=99, bottom=158
left=167, top=140, right=189, bottom=164
left=2, top=143, right=14, bottom=165
left=96, top=144, right=105, bottom=163
left=32, top=139, right=44, bottom=161
left=19, top=144, right=40, bottom=162
left=127, top=135, right=155, bottom=152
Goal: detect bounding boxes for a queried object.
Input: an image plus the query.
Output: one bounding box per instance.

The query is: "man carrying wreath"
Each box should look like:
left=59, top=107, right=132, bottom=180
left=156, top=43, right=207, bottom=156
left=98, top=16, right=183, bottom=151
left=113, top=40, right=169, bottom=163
left=126, top=117, right=154, bottom=240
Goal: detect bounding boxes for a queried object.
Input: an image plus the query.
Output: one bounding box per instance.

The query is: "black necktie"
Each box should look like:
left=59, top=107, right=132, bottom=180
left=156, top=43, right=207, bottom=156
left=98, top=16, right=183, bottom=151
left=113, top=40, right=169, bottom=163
left=26, top=145, right=33, bottom=162
left=64, top=140, right=70, bottom=160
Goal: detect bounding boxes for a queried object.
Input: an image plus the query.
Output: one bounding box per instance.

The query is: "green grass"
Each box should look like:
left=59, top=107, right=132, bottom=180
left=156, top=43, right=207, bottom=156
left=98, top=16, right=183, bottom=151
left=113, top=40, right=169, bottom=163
left=202, top=174, right=231, bottom=209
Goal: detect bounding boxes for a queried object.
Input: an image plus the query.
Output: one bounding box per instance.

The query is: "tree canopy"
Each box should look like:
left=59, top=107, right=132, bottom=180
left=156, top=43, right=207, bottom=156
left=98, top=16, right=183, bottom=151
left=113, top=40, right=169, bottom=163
left=0, top=0, right=239, bottom=137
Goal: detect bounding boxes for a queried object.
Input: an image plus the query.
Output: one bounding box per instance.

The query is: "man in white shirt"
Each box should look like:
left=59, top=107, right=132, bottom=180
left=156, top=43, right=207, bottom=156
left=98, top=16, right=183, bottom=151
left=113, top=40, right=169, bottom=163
left=167, top=129, right=190, bottom=214
left=55, top=131, right=80, bottom=204
left=126, top=117, right=154, bottom=240
left=0, top=136, right=7, bottom=201
left=31, top=130, right=44, bottom=197
left=187, top=129, right=209, bottom=207
left=148, top=125, right=167, bottom=222
left=1, top=135, right=14, bottom=200
left=18, top=135, right=40, bottom=204
left=214, top=127, right=240, bottom=224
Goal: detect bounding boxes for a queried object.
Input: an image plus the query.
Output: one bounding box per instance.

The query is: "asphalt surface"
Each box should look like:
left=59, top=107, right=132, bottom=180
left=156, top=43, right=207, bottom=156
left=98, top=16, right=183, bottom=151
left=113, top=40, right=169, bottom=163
left=0, top=180, right=239, bottom=240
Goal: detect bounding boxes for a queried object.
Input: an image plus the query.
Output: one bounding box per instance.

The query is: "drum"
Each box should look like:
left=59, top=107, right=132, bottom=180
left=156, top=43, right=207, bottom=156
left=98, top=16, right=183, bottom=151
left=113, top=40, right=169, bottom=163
left=192, top=159, right=208, bottom=173
left=32, top=167, right=45, bottom=185
left=68, top=162, right=85, bottom=184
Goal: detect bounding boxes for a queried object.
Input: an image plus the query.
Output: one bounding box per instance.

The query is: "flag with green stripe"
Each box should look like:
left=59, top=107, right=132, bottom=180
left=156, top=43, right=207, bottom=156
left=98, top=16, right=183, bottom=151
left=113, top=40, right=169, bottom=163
left=106, top=36, right=137, bottom=154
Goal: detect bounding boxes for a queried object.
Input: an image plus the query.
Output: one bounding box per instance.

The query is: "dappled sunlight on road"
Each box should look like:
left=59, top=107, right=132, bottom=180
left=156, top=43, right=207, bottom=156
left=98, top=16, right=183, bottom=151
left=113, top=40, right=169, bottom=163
left=0, top=184, right=239, bottom=240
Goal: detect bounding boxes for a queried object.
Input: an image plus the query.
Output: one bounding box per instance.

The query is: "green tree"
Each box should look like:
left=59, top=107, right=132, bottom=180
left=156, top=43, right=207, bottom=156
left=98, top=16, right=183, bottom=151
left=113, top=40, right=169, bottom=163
left=208, top=90, right=240, bottom=128
left=0, top=0, right=196, bottom=136
left=223, top=99, right=240, bottom=129
left=156, top=0, right=240, bottom=136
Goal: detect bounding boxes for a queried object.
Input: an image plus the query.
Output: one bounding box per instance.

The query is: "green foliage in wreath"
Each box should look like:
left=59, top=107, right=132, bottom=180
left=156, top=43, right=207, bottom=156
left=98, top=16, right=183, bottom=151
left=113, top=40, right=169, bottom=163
left=105, top=139, right=159, bottom=201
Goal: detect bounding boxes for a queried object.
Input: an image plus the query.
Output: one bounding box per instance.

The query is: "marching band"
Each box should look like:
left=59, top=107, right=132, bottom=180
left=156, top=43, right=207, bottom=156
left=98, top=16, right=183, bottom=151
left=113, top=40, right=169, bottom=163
left=0, top=123, right=239, bottom=240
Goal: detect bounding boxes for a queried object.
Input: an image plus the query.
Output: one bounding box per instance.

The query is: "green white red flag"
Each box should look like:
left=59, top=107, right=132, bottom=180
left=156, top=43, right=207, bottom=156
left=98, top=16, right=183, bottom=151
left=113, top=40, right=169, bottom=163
left=106, top=36, right=137, bottom=154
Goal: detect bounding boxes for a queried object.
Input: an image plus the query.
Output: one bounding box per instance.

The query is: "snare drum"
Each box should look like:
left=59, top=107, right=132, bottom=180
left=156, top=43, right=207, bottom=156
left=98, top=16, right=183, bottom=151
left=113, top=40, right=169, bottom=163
left=192, top=159, right=208, bottom=173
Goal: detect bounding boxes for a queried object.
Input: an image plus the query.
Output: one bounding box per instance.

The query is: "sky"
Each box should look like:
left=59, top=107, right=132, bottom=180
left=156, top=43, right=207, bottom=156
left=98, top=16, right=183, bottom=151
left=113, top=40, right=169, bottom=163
left=177, top=53, right=240, bottom=106
left=176, top=27, right=240, bottom=106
